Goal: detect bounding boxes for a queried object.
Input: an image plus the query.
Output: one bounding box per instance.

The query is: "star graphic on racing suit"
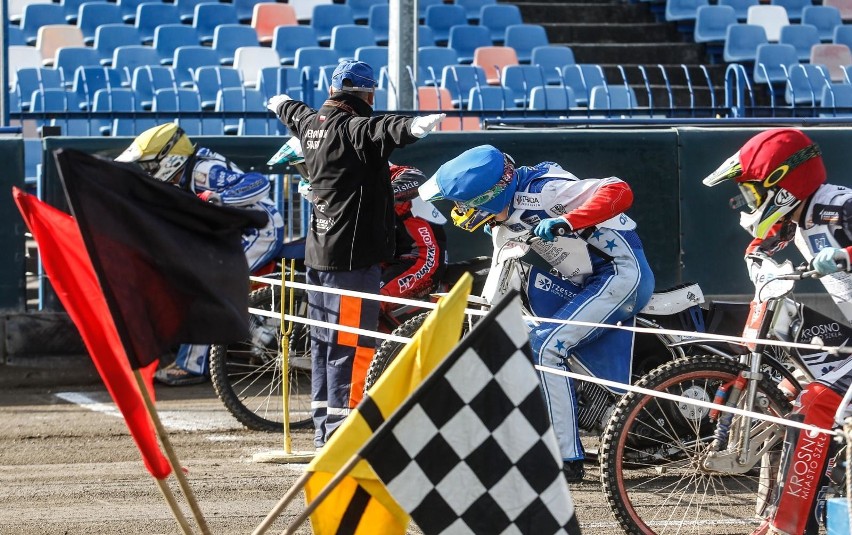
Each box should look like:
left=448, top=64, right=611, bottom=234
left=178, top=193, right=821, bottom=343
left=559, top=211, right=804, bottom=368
left=554, top=339, right=570, bottom=366
left=591, top=229, right=605, bottom=241
left=605, top=239, right=617, bottom=251
left=555, top=339, right=566, bottom=352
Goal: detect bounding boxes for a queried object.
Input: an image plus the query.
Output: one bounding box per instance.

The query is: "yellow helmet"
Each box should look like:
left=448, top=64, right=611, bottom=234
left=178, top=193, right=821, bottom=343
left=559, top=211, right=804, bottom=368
left=115, top=123, right=195, bottom=184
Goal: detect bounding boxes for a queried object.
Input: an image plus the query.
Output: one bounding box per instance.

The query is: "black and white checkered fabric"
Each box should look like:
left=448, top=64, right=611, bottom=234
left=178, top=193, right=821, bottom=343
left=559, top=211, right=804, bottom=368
left=360, top=291, right=579, bottom=535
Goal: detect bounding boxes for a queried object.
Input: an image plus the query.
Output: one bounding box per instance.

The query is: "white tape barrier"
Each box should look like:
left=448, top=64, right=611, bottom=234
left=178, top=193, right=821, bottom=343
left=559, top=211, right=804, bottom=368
left=252, top=275, right=852, bottom=356
left=253, top=276, right=850, bottom=439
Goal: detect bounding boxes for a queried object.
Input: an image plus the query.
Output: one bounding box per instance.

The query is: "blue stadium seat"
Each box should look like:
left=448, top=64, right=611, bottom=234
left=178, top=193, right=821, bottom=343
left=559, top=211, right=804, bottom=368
left=719, top=0, right=759, bottom=20
left=20, top=3, right=66, bottom=45
left=479, top=4, right=523, bottom=44
left=315, top=64, right=338, bottom=91
left=448, top=24, right=492, bottom=64
left=130, top=65, right=178, bottom=110
left=172, top=45, right=222, bottom=86
left=92, top=87, right=138, bottom=135
left=753, top=42, right=799, bottom=85
left=424, top=4, right=467, bottom=45
left=77, top=2, right=123, bottom=45
left=273, top=26, right=319, bottom=65
left=152, top=87, right=214, bottom=135
left=419, top=25, right=436, bottom=47
left=117, top=0, right=146, bottom=24
left=665, top=0, right=710, bottom=22
left=466, top=85, right=513, bottom=110
left=153, top=24, right=200, bottom=66
left=54, top=47, right=102, bottom=82
left=234, top=0, right=266, bottom=24
left=456, top=0, right=497, bottom=23
left=312, top=4, right=355, bottom=46
left=112, top=46, right=161, bottom=81
left=330, top=25, right=377, bottom=60
left=354, top=46, right=389, bottom=72
left=531, top=45, right=575, bottom=85
left=770, top=0, right=811, bottom=21
left=8, top=26, right=26, bottom=46
left=112, top=115, right=161, bottom=136
left=212, top=24, right=260, bottom=66
left=561, top=63, right=606, bottom=106
left=61, top=0, right=101, bottom=24
left=368, top=3, right=389, bottom=45
left=29, top=88, right=83, bottom=131
left=94, top=24, right=142, bottom=66
left=780, top=24, right=820, bottom=61
left=193, top=2, right=239, bottom=45
left=504, top=24, right=549, bottom=63
left=440, top=64, right=487, bottom=108
left=785, top=63, right=831, bottom=105
left=802, top=6, right=843, bottom=42
left=194, top=65, right=243, bottom=109
left=372, top=87, right=388, bottom=111
left=723, top=23, right=769, bottom=63
left=175, top=0, right=205, bottom=24
left=529, top=85, right=576, bottom=110
left=835, top=25, right=852, bottom=51
left=589, top=84, right=638, bottom=110
left=345, top=0, right=385, bottom=23
left=71, top=66, right=124, bottom=110
left=419, top=46, right=459, bottom=86
left=216, top=86, right=265, bottom=134
left=294, top=46, right=341, bottom=86
left=135, top=3, right=181, bottom=45
left=821, top=82, right=852, bottom=116
left=500, top=64, right=547, bottom=106
left=256, top=66, right=302, bottom=101
left=15, top=67, right=65, bottom=111
left=693, top=5, right=737, bottom=43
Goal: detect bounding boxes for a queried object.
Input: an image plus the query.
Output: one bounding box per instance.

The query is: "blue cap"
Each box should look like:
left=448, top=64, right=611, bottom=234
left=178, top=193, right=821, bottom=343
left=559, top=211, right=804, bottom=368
left=331, top=60, right=376, bottom=91
left=418, top=145, right=515, bottom=214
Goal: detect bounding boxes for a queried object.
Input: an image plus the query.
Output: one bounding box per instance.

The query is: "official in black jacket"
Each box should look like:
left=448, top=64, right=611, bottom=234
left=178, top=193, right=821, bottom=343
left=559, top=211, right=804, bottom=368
left=267, top=60, right=445, bottom=447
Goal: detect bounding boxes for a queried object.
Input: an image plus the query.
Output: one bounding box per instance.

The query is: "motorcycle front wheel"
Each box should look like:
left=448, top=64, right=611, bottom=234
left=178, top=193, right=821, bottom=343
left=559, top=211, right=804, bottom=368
left=600, top=354, right=791, bottom=535
left=210, top=282, right=313, bottom=432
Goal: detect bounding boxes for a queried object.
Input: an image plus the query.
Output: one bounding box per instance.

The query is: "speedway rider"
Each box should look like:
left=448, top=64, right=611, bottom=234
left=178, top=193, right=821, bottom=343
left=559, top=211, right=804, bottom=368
left=703, top=128, right=852, bottom=535
left=419, top=144, right=655, bottom=482
left=115, top=123, right=285, bottom=386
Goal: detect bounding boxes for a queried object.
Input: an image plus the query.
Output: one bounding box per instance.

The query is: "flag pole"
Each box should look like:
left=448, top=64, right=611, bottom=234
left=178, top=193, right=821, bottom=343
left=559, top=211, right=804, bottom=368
left=280, top=453, right=364, bottom=535
left=154, top=477, right=195, bottom=535
left=134, top=370, right=212, bottom=535
left=251, top=471, right=311, bottom=535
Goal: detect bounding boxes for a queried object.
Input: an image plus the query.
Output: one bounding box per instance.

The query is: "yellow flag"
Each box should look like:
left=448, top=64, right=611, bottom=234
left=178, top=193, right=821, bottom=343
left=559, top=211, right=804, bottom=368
left=305, top=272, right=473, bottom=535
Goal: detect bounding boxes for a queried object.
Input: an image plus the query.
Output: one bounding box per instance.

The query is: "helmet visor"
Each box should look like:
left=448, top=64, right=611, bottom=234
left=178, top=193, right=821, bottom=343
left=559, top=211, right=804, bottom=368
left=451, top=204, right=495, bottom=232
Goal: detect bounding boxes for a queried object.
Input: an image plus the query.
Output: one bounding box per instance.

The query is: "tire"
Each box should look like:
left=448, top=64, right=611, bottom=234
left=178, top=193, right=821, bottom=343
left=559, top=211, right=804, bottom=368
left=363, top=312, right=430, bottom=395
left=599, top=355, right=792, bottom=535
left=210, top=281, right=312, bottom=432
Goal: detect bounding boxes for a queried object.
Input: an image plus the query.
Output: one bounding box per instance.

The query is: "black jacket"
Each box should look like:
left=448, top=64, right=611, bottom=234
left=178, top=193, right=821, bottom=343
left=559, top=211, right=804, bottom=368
left=276, top=93, right=419, bottom=271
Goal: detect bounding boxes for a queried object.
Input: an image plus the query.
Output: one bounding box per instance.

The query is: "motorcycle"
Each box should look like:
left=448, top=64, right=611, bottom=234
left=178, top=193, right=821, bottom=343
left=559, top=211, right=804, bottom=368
left=363, top=225, right=750, bottom=451
left=599, top=256, right=852, bottom=534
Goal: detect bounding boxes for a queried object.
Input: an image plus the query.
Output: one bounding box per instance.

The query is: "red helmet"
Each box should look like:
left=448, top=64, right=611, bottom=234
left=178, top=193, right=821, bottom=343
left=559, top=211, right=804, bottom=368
left=389, top=164, right=428, bottom=202
left=703, top=129, right=825, bottom=238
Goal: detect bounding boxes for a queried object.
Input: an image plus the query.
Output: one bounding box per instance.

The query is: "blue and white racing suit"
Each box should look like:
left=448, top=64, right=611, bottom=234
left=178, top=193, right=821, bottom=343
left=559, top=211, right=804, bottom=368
left=176, top=148, right=285, bottom=375
left=499, top=162, right=655, bottom=461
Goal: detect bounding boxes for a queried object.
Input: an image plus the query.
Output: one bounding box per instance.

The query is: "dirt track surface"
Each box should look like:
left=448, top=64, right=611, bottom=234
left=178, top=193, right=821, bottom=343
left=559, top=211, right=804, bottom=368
left=0, top=382, right=617, bottom=535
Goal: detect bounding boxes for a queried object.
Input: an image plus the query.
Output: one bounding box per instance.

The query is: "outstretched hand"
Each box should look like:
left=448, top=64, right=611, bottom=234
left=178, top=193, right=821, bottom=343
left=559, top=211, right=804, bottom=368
left=812, top=247, right=850, bottom=275
left=410, top=113, right=446, bottom=138
left=266, top=94, right=292, bottom=115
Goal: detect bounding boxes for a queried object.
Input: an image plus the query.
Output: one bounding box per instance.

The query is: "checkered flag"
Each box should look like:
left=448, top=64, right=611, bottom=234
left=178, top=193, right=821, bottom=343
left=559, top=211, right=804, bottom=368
left=358, top=290, right=580, bottom=534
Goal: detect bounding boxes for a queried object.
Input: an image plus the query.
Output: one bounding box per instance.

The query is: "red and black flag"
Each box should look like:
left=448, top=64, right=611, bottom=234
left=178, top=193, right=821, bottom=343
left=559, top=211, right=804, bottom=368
left=12, top=148, right=265, bottom=479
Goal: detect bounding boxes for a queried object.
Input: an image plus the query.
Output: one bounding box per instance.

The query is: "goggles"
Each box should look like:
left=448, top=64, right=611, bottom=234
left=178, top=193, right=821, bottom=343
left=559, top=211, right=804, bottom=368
left=731, top=181, right=769, bottom=212
left=451, top=204, right=495, bottom=232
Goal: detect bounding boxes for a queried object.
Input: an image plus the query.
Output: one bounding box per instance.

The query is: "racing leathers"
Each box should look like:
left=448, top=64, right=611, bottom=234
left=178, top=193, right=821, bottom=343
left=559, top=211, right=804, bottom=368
left=748, top=182, right=852, bottom=535
left=176, top=147, right=285, bottom=376
left=496, top=162, right=655, bottom=462
left=273, top=92, right=423, bottom=447
left=380, top=196, right=448, bottom=316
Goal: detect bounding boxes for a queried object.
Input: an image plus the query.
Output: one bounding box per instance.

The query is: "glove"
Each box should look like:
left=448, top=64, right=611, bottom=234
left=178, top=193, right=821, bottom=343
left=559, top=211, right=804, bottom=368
left=297, top=178, right=314, bottom=202
left=197, top=190, right=222, bottom=205
left=533, top=218, right=572, bottom=242
left=266, top=94, right=292, bottom=115
left=812, top=247, right=851, bottom=275
left=409, top=113, right=446, bottom=138
left=745, top=252, right=768, bottom=285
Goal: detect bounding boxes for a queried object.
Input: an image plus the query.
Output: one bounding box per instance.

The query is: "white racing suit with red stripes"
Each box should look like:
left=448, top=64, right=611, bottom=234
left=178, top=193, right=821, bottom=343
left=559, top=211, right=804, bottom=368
left=176, top=148, right=284, bottom=375
left=750, top=182, right=852, bottom=535
left=498, top=162, right=655, bottom=462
